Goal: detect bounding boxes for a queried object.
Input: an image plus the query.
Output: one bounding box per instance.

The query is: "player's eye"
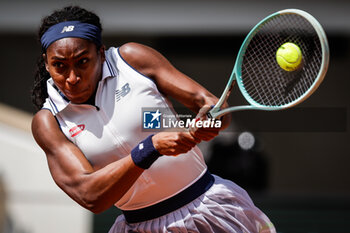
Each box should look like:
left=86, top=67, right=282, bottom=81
left=78, top=58, right=89, bottom=65
left=53, top=62, right=65, bottom=69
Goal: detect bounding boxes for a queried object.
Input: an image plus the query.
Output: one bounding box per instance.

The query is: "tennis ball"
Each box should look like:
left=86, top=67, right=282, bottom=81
left=276, top=42, right=302, bottom=71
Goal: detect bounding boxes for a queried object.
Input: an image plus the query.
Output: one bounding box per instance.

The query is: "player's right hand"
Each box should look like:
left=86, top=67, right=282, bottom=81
left=152, top=131, right=201, bottom=156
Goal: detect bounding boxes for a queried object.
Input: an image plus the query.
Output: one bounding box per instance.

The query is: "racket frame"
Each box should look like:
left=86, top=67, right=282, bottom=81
left=208, top=9, right=329, bottom=119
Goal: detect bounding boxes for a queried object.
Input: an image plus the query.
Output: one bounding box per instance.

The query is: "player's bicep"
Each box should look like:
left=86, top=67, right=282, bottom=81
left=31, top=110, right=93, bottom=189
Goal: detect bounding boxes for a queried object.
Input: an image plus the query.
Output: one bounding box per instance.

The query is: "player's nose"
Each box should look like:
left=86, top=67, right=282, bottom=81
left=66, top=69, right=80, bottom=85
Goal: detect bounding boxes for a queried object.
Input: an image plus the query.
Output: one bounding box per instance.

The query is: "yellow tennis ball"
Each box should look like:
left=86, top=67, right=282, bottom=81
left=276, top=42, right=303, bottom=71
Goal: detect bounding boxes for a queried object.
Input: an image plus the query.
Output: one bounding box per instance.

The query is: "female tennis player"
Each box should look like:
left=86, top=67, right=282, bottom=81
left=31, top=6, right=275, bottom=233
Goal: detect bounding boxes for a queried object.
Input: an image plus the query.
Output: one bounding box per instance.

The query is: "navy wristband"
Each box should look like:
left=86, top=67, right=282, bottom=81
left=131, top=135, right=162, bottom=169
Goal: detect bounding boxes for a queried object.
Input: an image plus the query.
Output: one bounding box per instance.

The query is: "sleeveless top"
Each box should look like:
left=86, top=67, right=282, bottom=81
left=43, top=47, right=207, bottom=210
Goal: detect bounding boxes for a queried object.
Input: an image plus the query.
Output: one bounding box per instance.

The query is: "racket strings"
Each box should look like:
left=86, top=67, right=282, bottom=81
left=240, top=13, right=323, bottom=107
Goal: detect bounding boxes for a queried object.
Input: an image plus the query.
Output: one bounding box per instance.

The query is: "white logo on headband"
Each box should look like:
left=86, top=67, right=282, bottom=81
left=61, top=25, right=75, bottom=33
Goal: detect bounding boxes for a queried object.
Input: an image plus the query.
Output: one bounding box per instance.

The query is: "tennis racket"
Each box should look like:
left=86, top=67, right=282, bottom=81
left=207, top=9, right=329, bottom=119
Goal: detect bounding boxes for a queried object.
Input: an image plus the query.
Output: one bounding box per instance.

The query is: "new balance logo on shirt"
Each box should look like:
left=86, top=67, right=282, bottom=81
left=116, top=83, right=130, bottom=102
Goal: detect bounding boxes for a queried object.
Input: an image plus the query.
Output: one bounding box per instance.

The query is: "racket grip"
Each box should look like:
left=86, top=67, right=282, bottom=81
left=206, top=105, right=215, bottom=119
left=206, top=112, right=213, bottom=119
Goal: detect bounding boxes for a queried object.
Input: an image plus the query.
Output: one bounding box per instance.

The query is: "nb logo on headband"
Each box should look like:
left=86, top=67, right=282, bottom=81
left=61, top=25, right=75, bottom=33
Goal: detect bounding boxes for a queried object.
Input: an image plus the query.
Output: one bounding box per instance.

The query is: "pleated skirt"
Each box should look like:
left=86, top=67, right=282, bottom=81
left=109, top=175, right=276, bottom=233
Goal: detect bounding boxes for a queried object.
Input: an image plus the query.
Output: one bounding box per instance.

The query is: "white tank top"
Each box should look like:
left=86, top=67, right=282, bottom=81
left=43, top=47, right=207, bottom=210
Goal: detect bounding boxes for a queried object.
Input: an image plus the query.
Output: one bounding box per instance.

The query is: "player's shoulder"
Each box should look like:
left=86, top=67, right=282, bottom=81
left=32, top=108, right=54, bottom=124
left=119, top=42, right=149, bottom=53
left=118, top=42, right=165, bottom=77
left=31, top=109, right=57, bottom=140
left=32, top=109, right=69, bottom=153
left=119, top=42, right=158, bottom=61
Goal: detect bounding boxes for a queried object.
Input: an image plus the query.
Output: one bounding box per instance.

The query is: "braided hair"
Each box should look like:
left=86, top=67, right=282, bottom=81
left=31, top=6, right=102, bottom=111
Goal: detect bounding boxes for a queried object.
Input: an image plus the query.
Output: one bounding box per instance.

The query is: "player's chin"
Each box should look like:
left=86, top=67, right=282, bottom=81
left=68, top=95, right=89, bottom=104
left=66, top=90, right=92, bottom=104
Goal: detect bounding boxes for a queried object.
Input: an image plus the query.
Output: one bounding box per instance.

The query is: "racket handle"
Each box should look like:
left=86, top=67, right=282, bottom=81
left=206, top=105, right=216, bottom=119
left=206, top=112, right=213, bottom=119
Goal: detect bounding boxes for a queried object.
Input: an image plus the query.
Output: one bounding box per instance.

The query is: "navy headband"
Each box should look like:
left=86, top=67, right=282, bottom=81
left=40, top=21, right=102, bottom=50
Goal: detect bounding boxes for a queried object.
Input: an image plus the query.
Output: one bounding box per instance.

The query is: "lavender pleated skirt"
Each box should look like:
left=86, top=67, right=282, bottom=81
left=109, top=175, right=275, bottom=233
